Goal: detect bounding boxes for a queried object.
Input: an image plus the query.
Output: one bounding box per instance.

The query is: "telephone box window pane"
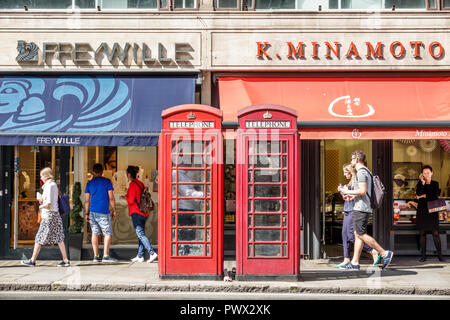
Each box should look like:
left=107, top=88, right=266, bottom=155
left=254, top=214, right=281, bottom=227
left=172, top=141, right=177, bottom=153
left=282, top=170, right=287, bottom=182
left=248, top=171, right=253, bottom=183
left=206, top=170, right=211, bottom=182
left=172, top=185, right=176, bottom=196
left=254, top=244, right=281, bottom=257
left=248, top=229, right=253, bottom=241
left=248, top=185, right=253, bottom=197
left=248, top=214, right=253, bottom=227
left=178, top=184, right=204, bottom=197
left=178, top=229, right=205, bottom=241
left=178, top=170, right=205, bottom=182
left=177, top=199, right=204, bottom=212
left=178, top=244, right=204, bottom=256
left=283, top=215, right=287, bottom=227
left=254, top=185, right=281, bottom=198
left=172, top=170, right=177, bottom=182
left=283, top=200, right=287, bottom=212
left=254, top=155, right=280, bottom=168
left=172, top=244, right=177, bottom=256
left=248, top=244, right=253, bottom=256
left=283, top=229, right=287, bottom=242
left=283, top=244, right=287, bottom=257
left=254, top=170, right=280, bottom=183
left=248, top=200, right=253, bottom=212
left=282, top=141, right=287, bottom=153
left=256, top=141, right=280, bottom=153
left=172, top=229, right=176, bottom=241
left=177, top=155, right=205, bottom=168
left=177, top=214, right=204, bottom=226
left=206, top=199, right=210, bottom=212
left=172, top=200, right=176, bottom=212
left=248, top=141, right=254, bottom=154
left=255, top=229, right=281, bottom=241
left=206, top=244, right=210, bottom=256
left=282, top=185, right=287, bottom=197
left=248, top=156, right=253, bottom=167
left=205, top=155, right=211, bottom=167
left=206, top=214, right=210, bottom=226
left=178, top=141, right=204, bottom=154
left=282, top=156, right=287, bottom=168
left=206, top=185, right=210, bottom=197
left=255, top=199, right=281, bottom=212
left=207, top=229, right=210, bottom=241
left=172, top=214, right=176, bottom=226
left=205, top=140, right=211, bottom=153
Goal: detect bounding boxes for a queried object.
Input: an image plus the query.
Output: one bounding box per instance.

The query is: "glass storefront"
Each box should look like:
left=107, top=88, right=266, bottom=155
left=393, top=139, right=450, bottom=226
left=82, top=146, right=158, bottom=247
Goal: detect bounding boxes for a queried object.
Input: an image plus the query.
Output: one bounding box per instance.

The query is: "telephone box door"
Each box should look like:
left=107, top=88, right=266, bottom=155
left=236, top=105, right=300, bottom=280
left=158, top=105, right=223, bottom=279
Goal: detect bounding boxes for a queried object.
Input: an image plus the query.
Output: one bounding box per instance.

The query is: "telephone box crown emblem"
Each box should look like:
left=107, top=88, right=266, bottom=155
left=263, top=111, right=272, bottom=119
left=187, top=112, right=196, bottom=120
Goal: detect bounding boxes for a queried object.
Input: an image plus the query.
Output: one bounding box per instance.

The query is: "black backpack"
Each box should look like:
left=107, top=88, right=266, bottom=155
left=132, top=180, right=154, bottom=213
left=359, top=167, right=386, bottom=210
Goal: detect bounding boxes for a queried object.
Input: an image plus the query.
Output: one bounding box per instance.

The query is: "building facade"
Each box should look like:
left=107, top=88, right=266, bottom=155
left=0, top=0, right=449, bottom=261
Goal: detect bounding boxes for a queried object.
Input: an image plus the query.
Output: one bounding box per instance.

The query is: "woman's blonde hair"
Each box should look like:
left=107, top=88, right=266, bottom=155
left=40, top=167, right=54, bottom=180
left=343, top=163, right=356, bottom=186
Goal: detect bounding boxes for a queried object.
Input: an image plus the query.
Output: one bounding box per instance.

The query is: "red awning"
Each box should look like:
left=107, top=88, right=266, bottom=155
left=218, top=76, right=450, bottom=139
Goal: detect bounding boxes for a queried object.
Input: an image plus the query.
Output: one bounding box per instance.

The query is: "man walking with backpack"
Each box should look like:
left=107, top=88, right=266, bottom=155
left=338, top=150, right=394, bottom=270
left=85, top=163, right=118, bottom=263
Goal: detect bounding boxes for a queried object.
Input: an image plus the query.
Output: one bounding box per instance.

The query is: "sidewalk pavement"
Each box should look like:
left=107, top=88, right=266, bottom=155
left=0, top=256, right=449, bottom=296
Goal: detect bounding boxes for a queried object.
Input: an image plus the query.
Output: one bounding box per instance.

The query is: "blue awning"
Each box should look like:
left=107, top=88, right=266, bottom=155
left=0, top=75, right=195, bottom=146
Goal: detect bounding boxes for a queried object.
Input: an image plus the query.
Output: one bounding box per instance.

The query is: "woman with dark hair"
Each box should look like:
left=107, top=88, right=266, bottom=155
left=416, top=165, right=445, bottom=262
left=126, top=165, right=158, bottom=263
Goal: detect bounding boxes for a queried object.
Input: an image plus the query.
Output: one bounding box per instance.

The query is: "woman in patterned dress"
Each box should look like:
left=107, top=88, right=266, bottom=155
left=20, top=167, right=70, bottom=267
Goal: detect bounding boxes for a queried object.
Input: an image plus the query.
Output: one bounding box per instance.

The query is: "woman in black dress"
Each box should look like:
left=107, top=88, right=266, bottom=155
left=416, top=165, right=444, bottom=262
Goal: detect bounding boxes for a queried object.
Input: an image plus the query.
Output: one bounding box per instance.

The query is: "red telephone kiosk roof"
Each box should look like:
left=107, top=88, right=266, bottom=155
left=162, top=104, right=223, bottom=130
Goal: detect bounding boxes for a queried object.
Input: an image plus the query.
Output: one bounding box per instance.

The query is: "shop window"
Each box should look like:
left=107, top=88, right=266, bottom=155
left=11, top=146, right=69, bottom=247
left=82, top=146, right=158, bottom=246
left=392, top=140, right=450, bottom=226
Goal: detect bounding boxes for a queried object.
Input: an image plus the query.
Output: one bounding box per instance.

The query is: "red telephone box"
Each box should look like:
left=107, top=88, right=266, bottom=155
left=236, top=105, right=300, bottom=281
left=158, top=104, right=223, bottom=279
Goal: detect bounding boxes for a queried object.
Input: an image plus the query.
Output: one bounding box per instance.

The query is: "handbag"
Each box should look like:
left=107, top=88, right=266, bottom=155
left=427, top=199, right=447, bottom=214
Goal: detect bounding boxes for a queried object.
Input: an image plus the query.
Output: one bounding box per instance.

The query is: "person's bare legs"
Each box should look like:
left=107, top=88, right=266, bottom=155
left=57, top=241, right=69, bottom=262
left=352, top=231, right=364, bottom=264
left=30, top=243, right=42, bottom=263
left=104, top=235, right=112, bottom=257
left=357, top=234, right=387, bottom=257
left=92, top=234, right=99, bottom=257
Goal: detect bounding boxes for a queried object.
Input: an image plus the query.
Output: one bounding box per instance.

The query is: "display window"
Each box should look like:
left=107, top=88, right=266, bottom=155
left=11, top=146, right=68, bottom=247
left=392, top=139, right=450, bottom=226
left=82, top=146, right=158, bottom=246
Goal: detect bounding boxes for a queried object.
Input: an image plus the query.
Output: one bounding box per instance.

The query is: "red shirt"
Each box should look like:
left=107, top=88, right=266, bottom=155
left=126, top=179, right=148, bottom=217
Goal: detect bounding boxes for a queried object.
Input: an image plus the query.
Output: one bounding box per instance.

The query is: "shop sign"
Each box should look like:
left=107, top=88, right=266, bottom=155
left=35, top=136, right=81, bottom=145
left=15, top=40, right=194, bottom=66
left=415, top=130, right=448, bottom=138
left=256, top=40, right=445, bottom=60
left=169, top=121, right=215, bottom=129
left=245, top=120, right=291, bottom=129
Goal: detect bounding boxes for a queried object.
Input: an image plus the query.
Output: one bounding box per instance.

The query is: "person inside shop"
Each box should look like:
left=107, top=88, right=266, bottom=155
left=126, top=165, right=158, bottom=264
left=334, top=163, right=380, bottom=268
left=415, top=165, right=445, bottom=262
left=21, top=167, right=70, bottom=267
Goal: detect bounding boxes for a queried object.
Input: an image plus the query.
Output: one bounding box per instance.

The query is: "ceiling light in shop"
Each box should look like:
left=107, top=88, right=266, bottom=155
left=419, top=140, right=437, bottom=153
left=406, top=146, right=417, bottom=156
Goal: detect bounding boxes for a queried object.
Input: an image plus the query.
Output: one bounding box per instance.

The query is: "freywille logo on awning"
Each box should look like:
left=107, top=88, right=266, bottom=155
left=36, top=137, right=81, bottom=145
left=415, top=130, right=448, bottom=137
left=329, top=95, right=375, bottom=118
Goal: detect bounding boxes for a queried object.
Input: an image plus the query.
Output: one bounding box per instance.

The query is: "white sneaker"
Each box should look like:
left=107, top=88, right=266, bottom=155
left=147, top=253, right=158, bottom=263
left=131, top=256, right=144, bottom=263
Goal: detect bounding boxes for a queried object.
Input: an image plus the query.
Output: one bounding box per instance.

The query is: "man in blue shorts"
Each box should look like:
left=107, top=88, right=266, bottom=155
left=85, top=163, right=117, bottom=263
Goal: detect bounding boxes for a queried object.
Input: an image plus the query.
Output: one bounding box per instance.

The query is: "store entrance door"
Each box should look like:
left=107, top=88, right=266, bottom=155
left=320, top=140, right=372, bottom=259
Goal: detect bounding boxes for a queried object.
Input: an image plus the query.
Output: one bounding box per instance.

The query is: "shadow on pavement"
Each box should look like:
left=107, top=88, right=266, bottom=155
left=299, top=268, right=417, bottom=281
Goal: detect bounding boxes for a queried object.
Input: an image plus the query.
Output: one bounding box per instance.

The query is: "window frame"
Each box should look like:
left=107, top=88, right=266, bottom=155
left=441, top=0, right=450, bottom=10
left=171, top=0, right=200, bottom=10
left=214, top=0, right=242, bottom=11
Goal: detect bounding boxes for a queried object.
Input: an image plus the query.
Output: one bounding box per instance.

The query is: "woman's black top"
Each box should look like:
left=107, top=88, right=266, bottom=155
left=415, top=180, right=441, bottom=232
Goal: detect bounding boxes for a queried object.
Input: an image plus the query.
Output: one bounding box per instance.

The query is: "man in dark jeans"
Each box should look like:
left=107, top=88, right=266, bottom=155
left=338, top=150, right=394, bottom=270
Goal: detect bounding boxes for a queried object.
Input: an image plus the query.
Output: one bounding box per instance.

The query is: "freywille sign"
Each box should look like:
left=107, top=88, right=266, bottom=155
left=256, top=41, right=445, bottom=60
left=16, top=40, right=194, bottom=65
